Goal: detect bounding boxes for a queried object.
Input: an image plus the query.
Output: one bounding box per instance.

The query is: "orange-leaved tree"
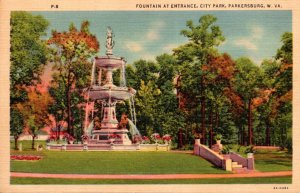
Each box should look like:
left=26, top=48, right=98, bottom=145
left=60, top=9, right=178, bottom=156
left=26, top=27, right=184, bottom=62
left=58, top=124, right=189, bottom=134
left=17, top=87, right=53, bottom=149
left=47, top=21, right=100, bottom=137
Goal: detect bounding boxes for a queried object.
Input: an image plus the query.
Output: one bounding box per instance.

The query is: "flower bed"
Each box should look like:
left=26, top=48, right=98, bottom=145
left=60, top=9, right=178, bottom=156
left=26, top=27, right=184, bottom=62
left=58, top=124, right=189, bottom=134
left=11, top=155, right=42, bottom=161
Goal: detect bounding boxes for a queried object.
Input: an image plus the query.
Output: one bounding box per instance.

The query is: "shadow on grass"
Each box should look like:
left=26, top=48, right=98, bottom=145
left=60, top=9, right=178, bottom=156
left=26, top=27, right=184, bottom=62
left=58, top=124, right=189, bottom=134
left=256, top=159, right=292, bottom=167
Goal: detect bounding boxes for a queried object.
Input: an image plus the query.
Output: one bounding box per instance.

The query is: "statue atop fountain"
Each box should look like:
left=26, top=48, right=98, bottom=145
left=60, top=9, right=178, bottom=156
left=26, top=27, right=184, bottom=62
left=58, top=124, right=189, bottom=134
left=84, top=27, right=137, bottom=145
left=106, top=26, right=114, bottom=55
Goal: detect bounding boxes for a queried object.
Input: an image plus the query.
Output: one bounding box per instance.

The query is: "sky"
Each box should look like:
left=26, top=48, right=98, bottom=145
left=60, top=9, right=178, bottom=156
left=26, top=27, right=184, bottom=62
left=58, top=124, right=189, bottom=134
left=32, top=11, right=292, bottom=65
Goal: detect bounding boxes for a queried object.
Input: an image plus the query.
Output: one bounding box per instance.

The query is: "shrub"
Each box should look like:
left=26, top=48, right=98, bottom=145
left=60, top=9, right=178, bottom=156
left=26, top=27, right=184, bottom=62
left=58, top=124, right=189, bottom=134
left=244, top=145, right=255, bottom=154
left=214, top=134, right=222, bottom=141
left=221, top=145, right=231, bottom=154
left=286, top=136, right=292, bottom=154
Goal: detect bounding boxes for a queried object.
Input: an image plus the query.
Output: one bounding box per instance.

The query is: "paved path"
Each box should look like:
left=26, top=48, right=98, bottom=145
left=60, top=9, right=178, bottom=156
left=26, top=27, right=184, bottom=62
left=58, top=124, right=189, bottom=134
left=11, top=171, right=292, bottom=180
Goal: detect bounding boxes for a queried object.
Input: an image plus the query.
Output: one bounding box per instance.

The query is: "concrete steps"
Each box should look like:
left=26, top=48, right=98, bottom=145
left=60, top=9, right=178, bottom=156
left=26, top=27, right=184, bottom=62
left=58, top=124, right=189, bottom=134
left=232, top=162, right=243, bottom=168
left=230, top=161, right=256, bottom=174
left=231, top=162, right=248, bottom=173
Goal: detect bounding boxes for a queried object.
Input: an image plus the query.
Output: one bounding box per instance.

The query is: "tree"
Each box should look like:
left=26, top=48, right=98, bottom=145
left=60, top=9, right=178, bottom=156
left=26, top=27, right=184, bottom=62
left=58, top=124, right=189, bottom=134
left=203, top=53, right=237, bottom=146
left=274, top=32, right=292, bottom=99
left=130, top=59, right=160, bottom=89
left=135, top=80, right=161, bottom=136
left=276, top=32, right=292, bottom=65
left=48, top=78, right=67, bottom=140
left=175, top=14, right=225, bottom=144
left=47, top=21, right=99, bottom=136
left=10, top=108, right=24, bottom=150
left=10, top=12, right=49, bottom=104
left=10, top=11, right=49, bottom=146
left=272, top=32, right=292, bottom=149
left=155, top=54, right=185, bottom=138
left=17, top=88, right=53, bottom=149
left=256, top=60, right=279, bottom=145
left=233, top=57, right=263, bottom=145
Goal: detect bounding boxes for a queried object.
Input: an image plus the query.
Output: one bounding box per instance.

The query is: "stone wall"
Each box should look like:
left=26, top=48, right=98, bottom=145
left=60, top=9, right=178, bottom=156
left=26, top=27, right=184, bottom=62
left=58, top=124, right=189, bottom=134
left=194, top=144, right=224, bottom=168
left=194, top=144, right=255, bottom=171
left=229, top=152, right=255, bottom=170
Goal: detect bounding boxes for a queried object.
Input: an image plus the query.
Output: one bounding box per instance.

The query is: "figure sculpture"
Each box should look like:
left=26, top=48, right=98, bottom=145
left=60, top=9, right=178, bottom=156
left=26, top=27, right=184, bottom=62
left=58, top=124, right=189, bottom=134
left=119, top=113, right=128, bottom=129
left=106, top=26, right=114, bottom=55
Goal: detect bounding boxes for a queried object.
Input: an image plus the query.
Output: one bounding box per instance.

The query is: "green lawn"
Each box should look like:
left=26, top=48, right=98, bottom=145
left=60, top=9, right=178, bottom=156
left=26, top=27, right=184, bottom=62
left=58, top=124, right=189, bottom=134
left=11, top=176, right=292, bottom=184
left=11, top=140, right=227, bottom=174
left=11, top=151, right=227, bottom=174
left=228, top=144, right=292, bottom=172
left=10, top=140, right=292, bottom=184
left=254, top=150, right=292, bottom=172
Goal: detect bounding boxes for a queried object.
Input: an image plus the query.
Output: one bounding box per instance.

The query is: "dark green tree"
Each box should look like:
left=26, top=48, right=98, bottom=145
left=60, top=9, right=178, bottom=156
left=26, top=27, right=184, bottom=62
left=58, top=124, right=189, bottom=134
left=273, top=32, right=292, bottom=150
left=256, top=60, right=279, bottom=145
left=233, top=57, right=263, bottom=145
left=10, top=108, right=24, bottom=150
left=10, top=11, right=49, bottom=146
left=155, top=54, right=185, bottom=138
left=10, top=12, right=49, bottom=103
left=135, top=80, right=161, bottom=136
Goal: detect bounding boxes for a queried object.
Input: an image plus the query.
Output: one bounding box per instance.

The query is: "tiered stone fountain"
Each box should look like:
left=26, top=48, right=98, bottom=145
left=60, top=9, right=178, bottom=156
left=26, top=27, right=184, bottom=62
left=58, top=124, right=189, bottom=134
left=87, top=27, right=136, bottom=145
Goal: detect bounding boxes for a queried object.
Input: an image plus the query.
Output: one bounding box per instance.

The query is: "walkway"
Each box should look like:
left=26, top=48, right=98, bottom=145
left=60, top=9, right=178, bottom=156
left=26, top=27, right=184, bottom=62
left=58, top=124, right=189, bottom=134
left=11, top=171, right=292, bottom=180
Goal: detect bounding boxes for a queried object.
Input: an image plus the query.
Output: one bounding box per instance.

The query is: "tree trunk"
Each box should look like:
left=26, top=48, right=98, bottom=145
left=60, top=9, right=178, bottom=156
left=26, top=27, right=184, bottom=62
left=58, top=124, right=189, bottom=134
left=14, top=136, right=19, bottom=150
left=67, top=89, right=71, bottom=135
left=58, top=124, right=61, bottom=141
left=67, top=69, right=72, bottom=136
left=215, top=111, right=219, bottom=129
left=237, top=119, right=242, bottom=145
left=201, top=96, right=206, bottom=145
left=209, top=109, right=213, bottom=147
left=177, top=128, right=183, bottom=149
left=55, top=119, right=59, bottom=141
left=31, top=134, right=36, bottom=150
left=248, top=99, right=253, bottom=145
left=241, top=125, right=244, bottom=145
left=265, top=119, right=270, bottom=146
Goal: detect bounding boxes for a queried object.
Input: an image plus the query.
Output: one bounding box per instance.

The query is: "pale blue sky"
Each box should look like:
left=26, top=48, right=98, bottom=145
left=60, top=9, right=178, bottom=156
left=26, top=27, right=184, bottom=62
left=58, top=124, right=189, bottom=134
left=32, top=11, right=292, bottom=65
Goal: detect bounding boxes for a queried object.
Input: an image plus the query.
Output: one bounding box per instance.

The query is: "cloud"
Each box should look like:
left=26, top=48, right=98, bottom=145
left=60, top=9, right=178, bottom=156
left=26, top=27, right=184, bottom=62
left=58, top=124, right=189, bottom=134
left=251, top=26, right=264, bottom=40
left=124, top=41, right=143, bottom=52
left=234, top=39, right=257, bottom=50
left=146, top=21, right=165, bottom=41
left=233, top=25, right=264, bottom=51
left=146, top=30, right=159, bottom=40
left=123, top=20, right=166, bottom=58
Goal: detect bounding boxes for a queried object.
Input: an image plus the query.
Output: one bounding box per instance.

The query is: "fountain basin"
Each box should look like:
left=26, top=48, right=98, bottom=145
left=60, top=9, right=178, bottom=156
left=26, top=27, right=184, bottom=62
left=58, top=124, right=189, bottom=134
left=46, top=143, right=170, bottom=151
left=95, top=55, right=125, bottom=70
left=89, top=86, right=136, bottom=101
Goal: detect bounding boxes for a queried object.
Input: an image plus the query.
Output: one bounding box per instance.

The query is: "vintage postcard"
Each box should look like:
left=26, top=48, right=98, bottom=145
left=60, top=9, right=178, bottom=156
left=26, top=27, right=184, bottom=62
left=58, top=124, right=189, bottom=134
left=0, top=0, right=299, bottom=192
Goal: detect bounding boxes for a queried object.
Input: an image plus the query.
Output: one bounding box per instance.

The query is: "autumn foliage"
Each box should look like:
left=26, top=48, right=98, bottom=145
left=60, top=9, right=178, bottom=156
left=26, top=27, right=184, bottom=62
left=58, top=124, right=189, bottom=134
left=204, top=54, right=236, bottom=81
left=47, top=21, right=99, bottom=56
